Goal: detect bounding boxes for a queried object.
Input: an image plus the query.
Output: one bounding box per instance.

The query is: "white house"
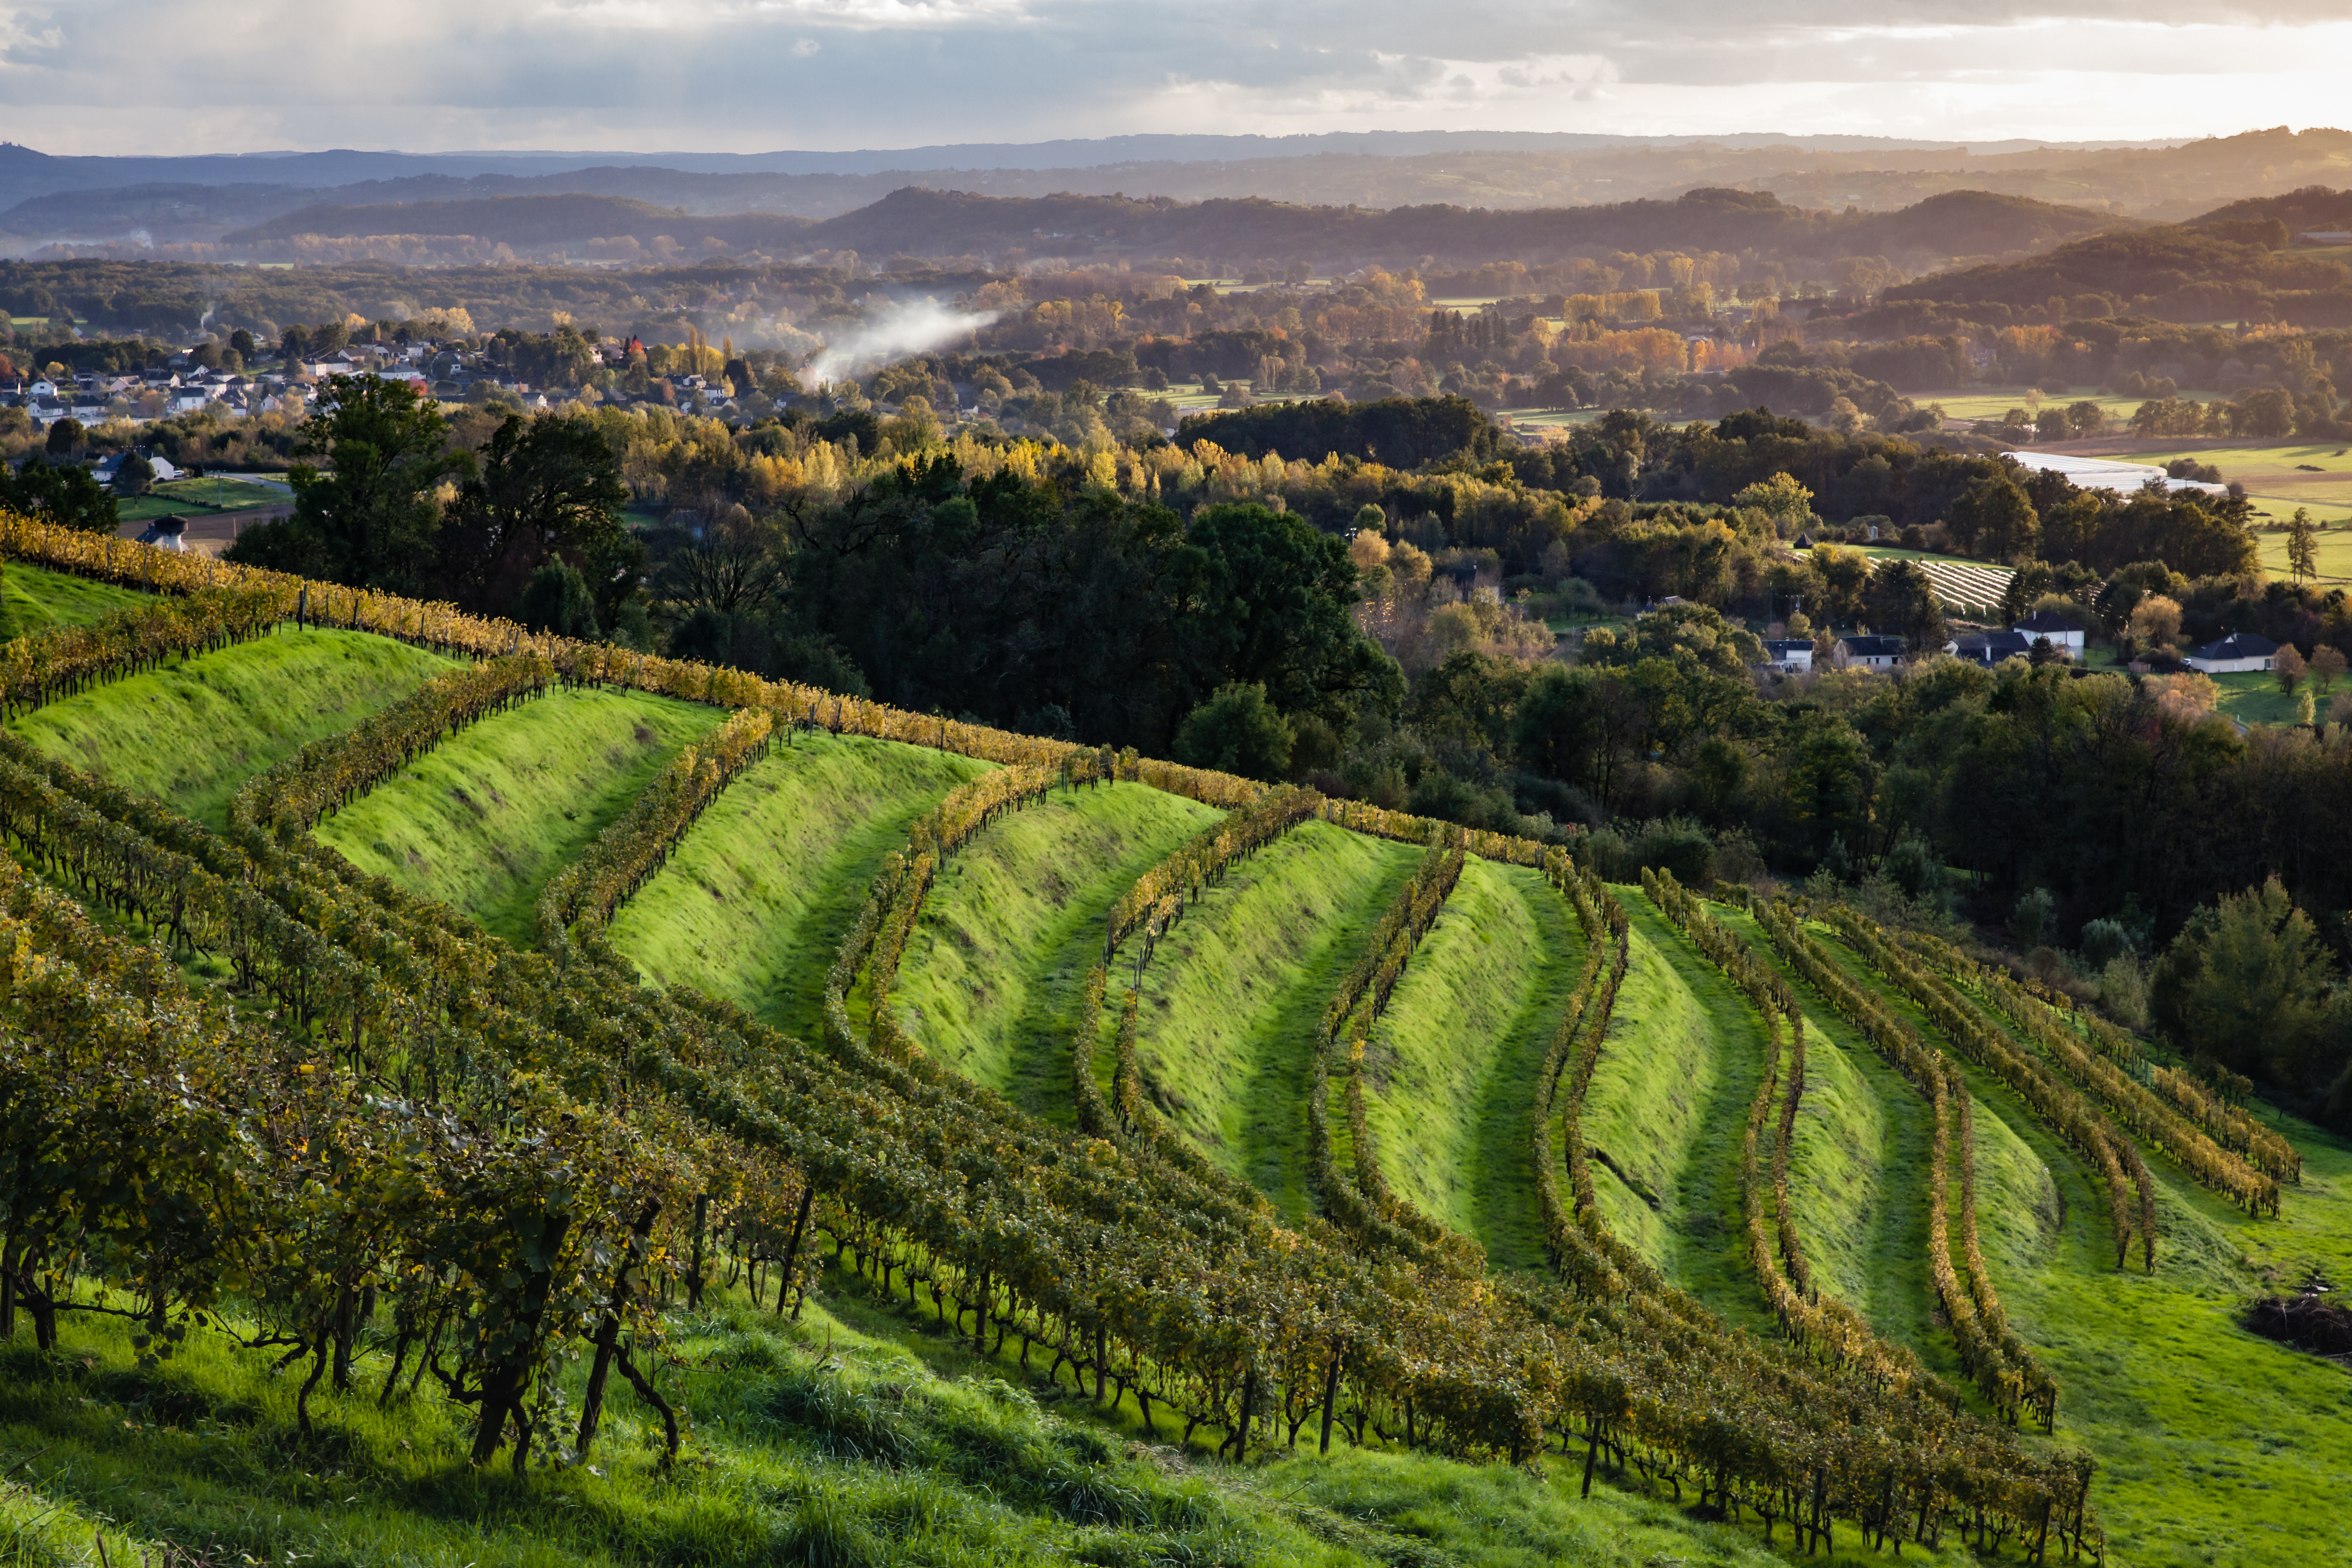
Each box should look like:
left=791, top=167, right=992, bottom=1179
left=1762, top=638, right=1815, bottom=674
left=2185, top=632, right=2280, bottom=674
left=1950, top=630, right=2034, bottom=666
left=1834, top=634, right=1907, bottom=671
left=2015, top=609, right=2086, bottom=654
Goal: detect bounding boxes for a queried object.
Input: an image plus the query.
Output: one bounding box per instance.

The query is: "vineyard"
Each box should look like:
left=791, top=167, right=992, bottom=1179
left=0, top=519, right=2346, bottom=1568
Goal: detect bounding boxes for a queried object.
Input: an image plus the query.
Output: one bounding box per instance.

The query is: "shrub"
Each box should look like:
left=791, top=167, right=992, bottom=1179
left=1172, top=682, right=1292, bottom=782
left=2012, top=886, right=2055, bottom=949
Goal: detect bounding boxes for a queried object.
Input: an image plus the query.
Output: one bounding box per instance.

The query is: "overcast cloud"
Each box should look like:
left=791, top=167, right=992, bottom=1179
left=0, top=0, right=2344, bottom=155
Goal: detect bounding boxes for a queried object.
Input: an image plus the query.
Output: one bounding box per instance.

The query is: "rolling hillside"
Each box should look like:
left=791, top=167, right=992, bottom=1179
left=0, top=520, right=2347, bottom=1568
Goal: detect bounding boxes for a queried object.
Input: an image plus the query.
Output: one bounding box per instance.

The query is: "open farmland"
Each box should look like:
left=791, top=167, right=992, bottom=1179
left=0, top=523, right=2345, bottom=1568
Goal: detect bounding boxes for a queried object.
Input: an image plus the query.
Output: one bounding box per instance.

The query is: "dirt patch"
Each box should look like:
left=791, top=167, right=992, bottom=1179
left=633, top=723, right=657, bottom=746
left=2246, top=1292, right=2352, bottom=1363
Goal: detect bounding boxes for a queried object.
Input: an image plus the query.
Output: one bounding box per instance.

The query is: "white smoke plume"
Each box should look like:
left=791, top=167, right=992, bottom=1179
left=807, top=298, right=1002, bottom=385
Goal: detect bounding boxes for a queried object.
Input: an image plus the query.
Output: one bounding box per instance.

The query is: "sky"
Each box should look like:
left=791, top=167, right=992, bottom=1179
left=0, top=0, right=2347, bottom=156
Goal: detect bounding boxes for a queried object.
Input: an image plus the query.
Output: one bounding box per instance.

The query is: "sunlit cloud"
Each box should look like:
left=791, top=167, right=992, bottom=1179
left=0, top=0, right=2343, bottom=154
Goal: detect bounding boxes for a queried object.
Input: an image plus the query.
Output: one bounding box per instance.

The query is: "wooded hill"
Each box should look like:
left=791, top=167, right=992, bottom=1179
left=224, top=193, right=817, bottom=251
left=124, top=185, right=2126, bottom=273
left=1870, top=191, right=2352, bottom=328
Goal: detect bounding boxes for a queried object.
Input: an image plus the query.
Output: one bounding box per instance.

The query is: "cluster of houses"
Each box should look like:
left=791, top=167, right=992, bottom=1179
left=1758, top=606, right=2284, bottom=677
left=0, top=336, right=587, bottom=430
left=1, top=361, right=305, bottom=427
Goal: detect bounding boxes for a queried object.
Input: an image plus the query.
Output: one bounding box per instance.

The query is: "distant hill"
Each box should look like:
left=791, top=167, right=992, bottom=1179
left=2189, top=186, right=2352, bottom=234
left=223, top=193, right=814, bottom=250
left=1875, top=200, right=2352, bottom=326
left=787, top=185, right=2124, bottom=268
left=7, top=125, right=2348, bottom=252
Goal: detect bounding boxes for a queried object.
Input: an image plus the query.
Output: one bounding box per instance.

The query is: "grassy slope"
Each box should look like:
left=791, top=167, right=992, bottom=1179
left=318, top=687, right=723, bottom=945
left=1127, top=821, right=1419, bottom=1218
left=1358, top=857, right=1584, bottom=1271
left=11, top=628, right=456, bottom=827
left=1802, top=924, right=2352, bottom=1568
left=0, top=1263, right=1834, bottom=1568
left=1, top=560, right=151, bottom=635
left=892, top=782, right=1221, bottom=1121
left=1577, top=889, right=1771, bottom=1330
left=1716, top=907, right=1946, bottom=1358
left=605, top=732, right=992, bottom=1041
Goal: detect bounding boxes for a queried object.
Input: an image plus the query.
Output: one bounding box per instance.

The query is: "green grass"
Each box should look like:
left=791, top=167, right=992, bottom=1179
left=1125, top=821, right=1420, bottom=1218
left=1917, top=386, right=2225, bottom=423
left=2120, top=438, right=2352, bottom=524
left=1716, top=907, right=1944, bottom=1353
left=9, top=627, right=457, bottom=827
left=2203, top=667, right=2310, bottom=727
left=1797, top=921, right=2352, bottom=1567
left=605, top=732, right=993, bottom=1041
left=0, top=559, right=151, bottom=637
left=1578, top=890, right=1772, bottom=1329
left=1358, top=857, right=1585, bottom=1271
left=317, top=686, right=724, bottom=945
left=0, top=1255, right=1912, bottom=1568
left=892, top=781, right=1222, bottom=1121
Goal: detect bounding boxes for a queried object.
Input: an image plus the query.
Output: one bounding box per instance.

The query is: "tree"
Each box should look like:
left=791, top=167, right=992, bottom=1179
left=657, top=504, right=786, bottom=615
left=440, top=411, right=632, bottom=618
left=113, top=451, right=154, bottom=498
left=290, top=376, right=468, bottom=591
left=1730, top=470, right=1813, bottom=533
left=2234, top=387, right=2296, bottom=440
left=2126, top=593, right=2182, bottom=653
left=515, top=561, right=599, bottom=639
left=1950, top=472, right=2038, bottom=561
left=2154, top=878, right=2339, bottom=1085
left=1862, top=559, right=1947, bottom=651
left=1183, top=503, right=1403, bottom=729
left=1807, top=544, right=1874, bottom=629
left=2287, top=507, right=2320, bottom=584
left=44, top=417, right=82, bottom=456
left=1579, top=602, right=1764, bottom=677
left=2310, top=642, right=2346, bottom=696
left=2275, top=642, right=2307, bottom=694
left=1171, top=682, right=1292, bottom=782
left=2012, top=887, right=2054, bottom=948
left=1, top=455, right=119, bottom=533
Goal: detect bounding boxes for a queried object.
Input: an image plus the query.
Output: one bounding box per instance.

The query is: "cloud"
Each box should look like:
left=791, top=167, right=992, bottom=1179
left=0, top=0, right=2343, bottom=153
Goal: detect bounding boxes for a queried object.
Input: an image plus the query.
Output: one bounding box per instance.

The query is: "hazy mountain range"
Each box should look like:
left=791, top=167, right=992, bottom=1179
left=8, top=126, right=2346, bottom=259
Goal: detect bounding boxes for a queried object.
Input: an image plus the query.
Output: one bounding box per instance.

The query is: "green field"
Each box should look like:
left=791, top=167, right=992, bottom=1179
left=2111, top=441, right=2352, bottom=579
left=608, top=732, right=993, bottom=1040
left=11, top=626, right=455, bottom=826
left=1795, top=924, right=2352, bottom=1568
left=1358, top=857, right=1584, bottom=1268
left=316, top=685, right=725, bottom=943
left=1918, top=387, right=2227, bottom=423
left=1123, top=821, right=1420, bottom=1217
left=892, top=780, right=1221, bottom=1119
left=0, top=558, right=151, bottom=637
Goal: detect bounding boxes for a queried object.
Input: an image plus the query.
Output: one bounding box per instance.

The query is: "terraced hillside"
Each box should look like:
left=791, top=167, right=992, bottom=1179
left=0, top=521, right=2348, bottom=1568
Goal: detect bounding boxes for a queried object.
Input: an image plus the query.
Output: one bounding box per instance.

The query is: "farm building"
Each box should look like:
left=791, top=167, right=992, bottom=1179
left=2185, top=632, right=2280, bottom=674
left=1834, top=634, right=1906, bottom=671
left=1761, top=638, right=1815, bottom=673
left=1950, top=631, right=2034, bottom=667
left=2015, top=609, right=2086, bottom=653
